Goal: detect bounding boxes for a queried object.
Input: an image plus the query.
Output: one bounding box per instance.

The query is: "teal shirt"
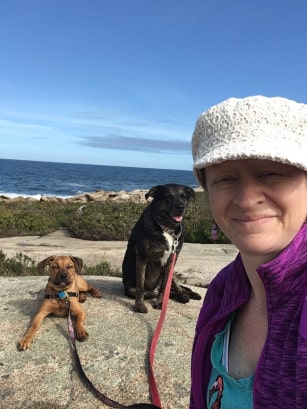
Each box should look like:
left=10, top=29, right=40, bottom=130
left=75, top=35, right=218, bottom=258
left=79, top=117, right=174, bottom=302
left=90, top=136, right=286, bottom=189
left=207, top=316, right=254, bottom=408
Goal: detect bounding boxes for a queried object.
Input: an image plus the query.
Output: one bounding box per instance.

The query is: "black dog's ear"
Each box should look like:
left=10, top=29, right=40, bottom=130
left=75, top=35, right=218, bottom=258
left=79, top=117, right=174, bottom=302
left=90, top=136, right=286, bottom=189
left=145, top=185, right=162, bottom=200
left=185, top=186, right=195, bottom=200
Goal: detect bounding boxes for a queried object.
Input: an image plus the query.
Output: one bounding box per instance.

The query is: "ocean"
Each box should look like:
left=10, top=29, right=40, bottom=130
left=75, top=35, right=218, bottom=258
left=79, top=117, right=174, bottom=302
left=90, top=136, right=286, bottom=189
left=0, top=158, right=198, bottom=199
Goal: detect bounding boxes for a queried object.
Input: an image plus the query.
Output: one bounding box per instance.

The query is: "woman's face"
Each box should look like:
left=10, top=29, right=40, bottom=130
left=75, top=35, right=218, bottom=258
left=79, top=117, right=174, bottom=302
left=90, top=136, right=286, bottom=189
left=205, top=159, right=307, bottom=260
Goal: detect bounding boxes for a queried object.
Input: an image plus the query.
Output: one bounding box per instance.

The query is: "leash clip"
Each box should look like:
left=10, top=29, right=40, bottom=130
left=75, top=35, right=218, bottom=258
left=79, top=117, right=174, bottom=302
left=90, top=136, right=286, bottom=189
left=172, top=239, right=179, bottom=254
left=172, top=225, right=182, bottom=254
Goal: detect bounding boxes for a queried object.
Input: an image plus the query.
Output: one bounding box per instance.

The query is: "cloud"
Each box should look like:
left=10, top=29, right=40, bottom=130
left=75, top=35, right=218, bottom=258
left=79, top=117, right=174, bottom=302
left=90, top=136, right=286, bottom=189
left=0, top=118, right=55, bottom=139
left=79, top=135, right=190, bottom=153
left=0, top=105, right=193, bottom=158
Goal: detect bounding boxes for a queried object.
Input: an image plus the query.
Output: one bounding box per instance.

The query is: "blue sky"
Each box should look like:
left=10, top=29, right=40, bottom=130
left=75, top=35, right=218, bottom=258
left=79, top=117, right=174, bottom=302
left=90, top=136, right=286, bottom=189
left=1, top=0, right=307, bottom=170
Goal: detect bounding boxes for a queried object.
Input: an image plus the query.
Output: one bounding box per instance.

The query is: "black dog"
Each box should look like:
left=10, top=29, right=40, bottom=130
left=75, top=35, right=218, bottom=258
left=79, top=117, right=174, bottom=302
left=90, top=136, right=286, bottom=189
left=122, top=183, right=201, bottom=313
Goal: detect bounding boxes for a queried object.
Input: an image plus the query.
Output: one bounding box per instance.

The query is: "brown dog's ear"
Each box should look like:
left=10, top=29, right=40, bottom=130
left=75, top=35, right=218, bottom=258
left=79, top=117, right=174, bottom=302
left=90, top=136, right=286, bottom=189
left=71, top=257, right=83, bottom=274
left=145, top=185, right=162, bottom=200
left=37, top=256, right=55, bottom=274
left=185, top=186, right=195, bottom=200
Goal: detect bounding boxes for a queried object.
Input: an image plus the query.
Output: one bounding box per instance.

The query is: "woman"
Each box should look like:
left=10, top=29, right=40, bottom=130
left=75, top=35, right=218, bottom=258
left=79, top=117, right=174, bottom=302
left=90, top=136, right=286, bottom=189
left=190, top=95, right=307, bottom=408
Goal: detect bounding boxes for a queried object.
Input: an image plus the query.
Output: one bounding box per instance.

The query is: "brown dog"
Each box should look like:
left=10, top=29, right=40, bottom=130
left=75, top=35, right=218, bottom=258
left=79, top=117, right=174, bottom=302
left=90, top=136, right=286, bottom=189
left=18, top=255, right=102, bottom=351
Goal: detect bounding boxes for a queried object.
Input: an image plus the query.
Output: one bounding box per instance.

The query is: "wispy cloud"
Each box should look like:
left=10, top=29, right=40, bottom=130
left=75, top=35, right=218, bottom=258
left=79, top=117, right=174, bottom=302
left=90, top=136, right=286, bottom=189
left=0, top=105, right=192, bottom=158
left=0, top=118, right=55, bottom=138
left=79, top=135, right=190, bottom=153
left=0, top=105, right=190, bottom=139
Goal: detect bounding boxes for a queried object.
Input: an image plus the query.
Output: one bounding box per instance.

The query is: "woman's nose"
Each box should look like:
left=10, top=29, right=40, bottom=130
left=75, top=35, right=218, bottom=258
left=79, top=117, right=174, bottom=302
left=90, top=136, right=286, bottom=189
left=232, top=180, right=265, bottom=208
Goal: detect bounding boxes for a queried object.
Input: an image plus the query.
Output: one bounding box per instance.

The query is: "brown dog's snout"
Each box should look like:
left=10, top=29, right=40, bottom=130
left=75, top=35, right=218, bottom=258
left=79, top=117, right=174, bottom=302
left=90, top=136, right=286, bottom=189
left=55, top=270, right=70, bottom=284
left=59, top=271, right=68, bottom=280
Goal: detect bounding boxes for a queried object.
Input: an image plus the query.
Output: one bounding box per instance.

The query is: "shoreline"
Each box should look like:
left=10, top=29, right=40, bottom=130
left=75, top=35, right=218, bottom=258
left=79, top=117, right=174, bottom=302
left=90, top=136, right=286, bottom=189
left=0, top=186, right=204, bottom=204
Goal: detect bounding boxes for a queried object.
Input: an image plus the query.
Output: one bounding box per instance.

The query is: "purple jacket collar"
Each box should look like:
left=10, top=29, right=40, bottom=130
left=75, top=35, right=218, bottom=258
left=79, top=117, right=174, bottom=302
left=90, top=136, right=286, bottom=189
left=191, top=224, right=307, bottom=409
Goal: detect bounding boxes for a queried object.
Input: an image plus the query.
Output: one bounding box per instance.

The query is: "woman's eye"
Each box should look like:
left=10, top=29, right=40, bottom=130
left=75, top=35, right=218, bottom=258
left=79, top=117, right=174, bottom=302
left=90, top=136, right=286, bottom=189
left=212, top=176, right=236, bottom=186
left=259, top=171, right=284, bottom=181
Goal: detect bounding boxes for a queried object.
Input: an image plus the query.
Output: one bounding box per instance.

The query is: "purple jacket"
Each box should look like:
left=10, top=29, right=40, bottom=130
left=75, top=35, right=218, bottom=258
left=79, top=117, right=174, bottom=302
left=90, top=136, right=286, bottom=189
left=190, top=224, right=307, bottom=409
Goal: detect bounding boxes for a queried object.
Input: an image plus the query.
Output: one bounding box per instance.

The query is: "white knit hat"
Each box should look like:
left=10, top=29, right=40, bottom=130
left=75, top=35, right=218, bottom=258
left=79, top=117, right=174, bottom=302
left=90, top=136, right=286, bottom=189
left=192, top=95, right=307, bottom=183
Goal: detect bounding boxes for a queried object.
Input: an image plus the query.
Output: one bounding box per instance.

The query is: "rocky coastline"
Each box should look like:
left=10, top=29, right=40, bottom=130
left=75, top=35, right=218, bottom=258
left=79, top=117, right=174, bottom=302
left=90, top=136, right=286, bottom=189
left=0, top=186, right=203, bottom=204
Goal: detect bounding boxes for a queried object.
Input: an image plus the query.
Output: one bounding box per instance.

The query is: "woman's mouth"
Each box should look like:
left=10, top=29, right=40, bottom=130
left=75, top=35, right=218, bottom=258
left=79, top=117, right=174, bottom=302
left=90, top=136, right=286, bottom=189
left=233, top=215, right=275, bottom=226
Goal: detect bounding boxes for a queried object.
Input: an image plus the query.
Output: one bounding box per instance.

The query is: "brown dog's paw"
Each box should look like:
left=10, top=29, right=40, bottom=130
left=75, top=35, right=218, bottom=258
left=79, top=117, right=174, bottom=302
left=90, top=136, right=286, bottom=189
left=76, top=329, right=89, bottom=342
left=79, top=293, right=87, bottom=303
left=18, top=337, right=32, bottom=351
left=134, top=302, right=148, bottom=314
left=91, top=288, right=102, bottom=298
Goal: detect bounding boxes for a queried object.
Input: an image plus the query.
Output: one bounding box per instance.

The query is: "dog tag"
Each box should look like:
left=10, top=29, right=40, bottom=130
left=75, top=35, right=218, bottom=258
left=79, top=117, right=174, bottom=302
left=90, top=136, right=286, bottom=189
left=57, top=291, right=67, bottom=299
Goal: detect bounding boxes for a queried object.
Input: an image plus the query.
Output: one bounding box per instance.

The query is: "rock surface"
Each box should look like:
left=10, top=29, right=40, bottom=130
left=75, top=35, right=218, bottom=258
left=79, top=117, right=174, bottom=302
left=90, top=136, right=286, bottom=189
left=1, top=276, right=207, bottom=409
left=0, top=231, right=238, bottom=408
left=0, top=229, right=238, bottom=288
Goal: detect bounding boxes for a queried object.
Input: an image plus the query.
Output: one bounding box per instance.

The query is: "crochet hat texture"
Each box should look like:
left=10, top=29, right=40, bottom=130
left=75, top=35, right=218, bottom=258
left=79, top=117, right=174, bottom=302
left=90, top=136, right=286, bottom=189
left=192, top=95, right=307, bottom=183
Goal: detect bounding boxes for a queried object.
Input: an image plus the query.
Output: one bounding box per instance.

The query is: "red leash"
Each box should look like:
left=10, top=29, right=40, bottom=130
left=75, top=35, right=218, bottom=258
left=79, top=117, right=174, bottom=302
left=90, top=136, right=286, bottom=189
left=67, top=238, right=179, bottom=409
left=149, top=239, right=179, bottom=408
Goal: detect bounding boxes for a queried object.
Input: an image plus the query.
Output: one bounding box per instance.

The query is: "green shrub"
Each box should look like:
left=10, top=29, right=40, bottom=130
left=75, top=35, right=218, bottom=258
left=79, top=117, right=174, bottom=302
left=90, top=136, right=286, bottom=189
left=184, top=191, right=230, bottom=243
left=84, top=261, right=121, bottom=277
left=0, top=194, right=230, bottom=244
left=0, top=251, right=38, bottom=276
left=69, top=201, right=145, bottom=240
left=0, top=202, right=79, bottom=237
left=184, top=191, right=212, bottom=243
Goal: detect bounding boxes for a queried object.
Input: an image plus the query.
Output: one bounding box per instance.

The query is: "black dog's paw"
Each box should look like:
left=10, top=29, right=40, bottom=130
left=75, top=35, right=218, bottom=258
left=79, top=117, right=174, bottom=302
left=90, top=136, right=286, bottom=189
left=134, top=302, right=148, bottom=314
left=180, top=285, right=202, bottom=301
left=153, top=301, right=162, bottom=310
left=176, top=293, right=190, bottom=304
left=189, top=291, right=202, bottom=300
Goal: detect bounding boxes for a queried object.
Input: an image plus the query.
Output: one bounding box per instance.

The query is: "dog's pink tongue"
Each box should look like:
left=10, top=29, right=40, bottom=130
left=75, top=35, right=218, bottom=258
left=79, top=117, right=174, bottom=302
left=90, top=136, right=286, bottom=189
left=174, top=215, right=183, bottom=222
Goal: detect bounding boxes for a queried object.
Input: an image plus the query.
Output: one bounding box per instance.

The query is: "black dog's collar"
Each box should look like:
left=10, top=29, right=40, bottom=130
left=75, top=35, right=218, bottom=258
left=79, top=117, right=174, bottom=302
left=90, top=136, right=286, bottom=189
left=45, top=291, right=79, bottom=300
left=163, top=225, right=182, bottom=239
left=152, top=214, right=183, bottom=239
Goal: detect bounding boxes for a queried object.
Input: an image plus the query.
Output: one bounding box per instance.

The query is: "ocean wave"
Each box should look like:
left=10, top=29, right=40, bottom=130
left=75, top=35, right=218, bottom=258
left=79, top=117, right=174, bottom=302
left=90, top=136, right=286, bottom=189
left=0, top=192, right=69, bottom=200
